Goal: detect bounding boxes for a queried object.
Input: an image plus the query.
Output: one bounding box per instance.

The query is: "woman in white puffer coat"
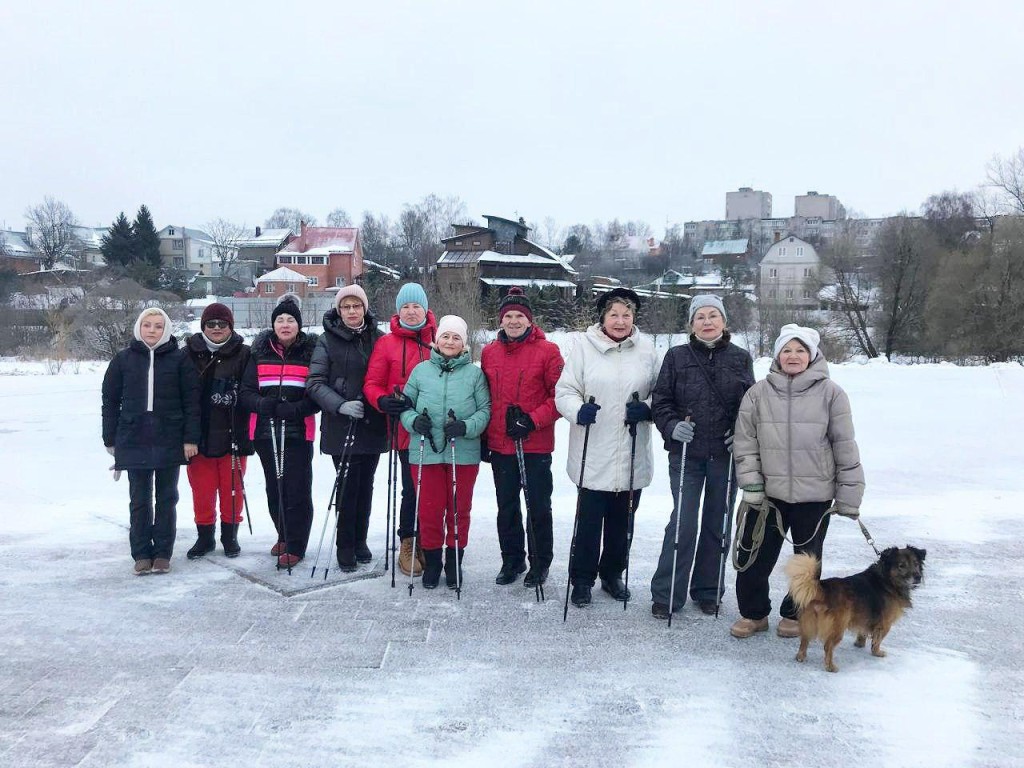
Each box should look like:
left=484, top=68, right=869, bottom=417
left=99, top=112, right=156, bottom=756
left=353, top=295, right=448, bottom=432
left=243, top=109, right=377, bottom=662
left=555, top=288, right=660, bottom=608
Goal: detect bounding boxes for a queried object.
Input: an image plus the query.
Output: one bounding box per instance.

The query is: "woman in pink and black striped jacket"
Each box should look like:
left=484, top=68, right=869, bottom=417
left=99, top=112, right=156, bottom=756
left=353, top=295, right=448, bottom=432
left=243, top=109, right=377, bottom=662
left=240, top=294, right=320, bottom=569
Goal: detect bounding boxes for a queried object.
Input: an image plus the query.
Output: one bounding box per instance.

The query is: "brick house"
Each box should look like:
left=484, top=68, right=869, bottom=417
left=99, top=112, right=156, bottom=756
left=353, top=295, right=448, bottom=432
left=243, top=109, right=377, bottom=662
left=274, top=222, right=364, bottom=292
left=255, top=266, right=314, bottom=300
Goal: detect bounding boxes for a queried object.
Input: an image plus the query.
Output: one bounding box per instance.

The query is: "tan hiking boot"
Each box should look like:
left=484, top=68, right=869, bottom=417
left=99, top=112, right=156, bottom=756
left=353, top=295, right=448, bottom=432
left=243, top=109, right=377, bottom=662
left=134, top=558, right=153, bottom=575
left=399, top=537, right=423, bottom=577
left=415, top=540, right=426, bottom=569
left=776, top=618, right=801, bottom=638
left=730, top=617, right=769, bottom=638
left=151, top=558, right=171, bottom=574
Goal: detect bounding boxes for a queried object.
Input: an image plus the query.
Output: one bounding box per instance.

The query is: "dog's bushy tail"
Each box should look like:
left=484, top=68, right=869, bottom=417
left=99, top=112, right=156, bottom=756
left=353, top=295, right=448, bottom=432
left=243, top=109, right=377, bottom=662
left=785, top=553, right=823, bottom=610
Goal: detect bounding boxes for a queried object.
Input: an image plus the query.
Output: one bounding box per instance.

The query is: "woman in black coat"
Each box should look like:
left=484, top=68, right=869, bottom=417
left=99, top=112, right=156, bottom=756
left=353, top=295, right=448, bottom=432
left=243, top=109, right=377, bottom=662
left=239, top=294, right=320, bottom=569
left=307, top=285, right=387, bottom=571
left=184, top=302, right=253, bottom=560
left=102, top=307, right=200, bottom=575
left=649, top=296, right=755, bottom=618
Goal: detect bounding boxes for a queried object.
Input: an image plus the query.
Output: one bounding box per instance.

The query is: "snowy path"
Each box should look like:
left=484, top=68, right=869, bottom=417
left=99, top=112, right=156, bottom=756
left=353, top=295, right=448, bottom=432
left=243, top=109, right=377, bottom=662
left=0, top=361, right=1021, bottom=767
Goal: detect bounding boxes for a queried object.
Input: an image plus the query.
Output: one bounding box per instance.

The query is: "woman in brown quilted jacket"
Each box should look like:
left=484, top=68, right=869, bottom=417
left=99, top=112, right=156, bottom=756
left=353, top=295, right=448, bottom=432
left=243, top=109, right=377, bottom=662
left=730, top=324, right=865, bottom=640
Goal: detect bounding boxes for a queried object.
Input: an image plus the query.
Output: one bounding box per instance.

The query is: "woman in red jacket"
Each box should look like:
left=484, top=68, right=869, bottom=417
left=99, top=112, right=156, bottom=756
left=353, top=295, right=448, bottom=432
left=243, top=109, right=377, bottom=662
left=481, top=287, right=564, bottom=588
left=363, top=283, right=437, bottom=576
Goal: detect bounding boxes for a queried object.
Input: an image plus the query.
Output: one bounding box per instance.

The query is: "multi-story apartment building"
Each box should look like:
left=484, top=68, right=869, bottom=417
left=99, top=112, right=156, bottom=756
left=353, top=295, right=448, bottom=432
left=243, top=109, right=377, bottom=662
left=726, top=187, right=772, bottom=220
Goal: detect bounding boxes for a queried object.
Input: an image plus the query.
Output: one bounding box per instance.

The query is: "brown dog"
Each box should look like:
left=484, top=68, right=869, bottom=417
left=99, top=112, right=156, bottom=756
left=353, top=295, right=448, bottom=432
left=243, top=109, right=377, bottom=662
left=785, top=546, right=926, bottom=672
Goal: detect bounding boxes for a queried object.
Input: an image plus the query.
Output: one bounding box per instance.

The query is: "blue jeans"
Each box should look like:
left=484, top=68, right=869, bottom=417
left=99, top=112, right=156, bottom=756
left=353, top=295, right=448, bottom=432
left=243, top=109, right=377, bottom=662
left=650, top=453, right=734, bottom=608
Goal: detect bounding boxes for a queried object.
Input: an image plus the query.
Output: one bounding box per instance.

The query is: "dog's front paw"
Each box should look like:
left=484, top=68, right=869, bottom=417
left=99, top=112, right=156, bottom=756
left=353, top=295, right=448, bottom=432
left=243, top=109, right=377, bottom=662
left=825, top=661, right=839, bottom=673
left=871, top=647, right=887, bottom=658
left=795, top=650, right=806, bottom=663
left=854, top=634, right=867, bottom=648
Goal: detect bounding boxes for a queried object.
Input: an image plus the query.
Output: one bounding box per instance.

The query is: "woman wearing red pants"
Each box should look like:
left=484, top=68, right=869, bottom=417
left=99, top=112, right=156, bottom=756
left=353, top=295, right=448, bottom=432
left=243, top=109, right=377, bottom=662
left=400, top=315, right=491, bottom=589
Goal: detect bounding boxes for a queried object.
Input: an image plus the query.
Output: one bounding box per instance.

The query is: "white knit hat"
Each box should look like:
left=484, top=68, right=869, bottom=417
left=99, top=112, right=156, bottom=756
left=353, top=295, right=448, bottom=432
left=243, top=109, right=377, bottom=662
left=436, top=314, right=468, bottom=346
left=773, top=323, right=820, bottom=362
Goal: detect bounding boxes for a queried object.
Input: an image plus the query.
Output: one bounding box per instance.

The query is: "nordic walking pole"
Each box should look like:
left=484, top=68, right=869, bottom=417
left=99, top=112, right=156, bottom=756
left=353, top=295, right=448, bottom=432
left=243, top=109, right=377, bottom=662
left=229, top=416, right=253, bottom=535
left=408, top=411, right=428, bottom=597
left=323, top=425, right=357, bottom=581
left=564, top=396, right=597, bottom=622
left=622, top=392, right=640, bottom=612
left=384, top=419, right=394, bottom=574
left=714, top=450, right=737, bottom=619
left=515, top=436, right=543, bottom=603
left=271, top=417, right=291, bottom=574
left=311, top=421, right=354, bottom=578
left=447, top=409, right=462, bottom=600
left=667, top=416, right=692, bottom=628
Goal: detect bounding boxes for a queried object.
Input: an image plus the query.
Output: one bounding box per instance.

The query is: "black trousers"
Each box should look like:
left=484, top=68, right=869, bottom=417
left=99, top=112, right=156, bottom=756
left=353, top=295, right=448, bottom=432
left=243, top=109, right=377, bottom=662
left=570, top=488, right=642, bottom=586
left=490, top=452, right=554, bottom=569
left=735, top=497, right=831, bottom=620
left=331, top=453, right=381, bottom=550
left=397, top=448, right=416, bottom=540
left=255, top=438, right=314, bottom=558
left=128, top=467, right=180, bottom=561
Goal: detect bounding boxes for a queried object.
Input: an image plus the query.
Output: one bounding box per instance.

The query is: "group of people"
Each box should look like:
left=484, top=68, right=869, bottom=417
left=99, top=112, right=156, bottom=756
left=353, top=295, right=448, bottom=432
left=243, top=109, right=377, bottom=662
left=101, top=281, right=864, bottom=637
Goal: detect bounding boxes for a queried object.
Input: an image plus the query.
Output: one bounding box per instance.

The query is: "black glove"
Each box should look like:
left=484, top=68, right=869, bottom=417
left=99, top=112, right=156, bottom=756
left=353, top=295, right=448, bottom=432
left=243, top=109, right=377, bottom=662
left=257, top=398, right=277, bottom=418
left=624, top=399, right=652, bottom=425
left=412, top=411, right=433, bottom=437
left=577, top=401, right=600, bottom=426
left=379, top=393, right=412, bottom=416
left=506, top=406, right=535, bottom=440
left=274, top=401, right=302, bottom=420
left=444, top=419, right=467, bottom=440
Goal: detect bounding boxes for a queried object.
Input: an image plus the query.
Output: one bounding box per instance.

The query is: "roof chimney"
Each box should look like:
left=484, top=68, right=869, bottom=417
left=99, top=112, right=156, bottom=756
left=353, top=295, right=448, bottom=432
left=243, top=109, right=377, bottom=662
left=255, top=226, right=261, bottom=237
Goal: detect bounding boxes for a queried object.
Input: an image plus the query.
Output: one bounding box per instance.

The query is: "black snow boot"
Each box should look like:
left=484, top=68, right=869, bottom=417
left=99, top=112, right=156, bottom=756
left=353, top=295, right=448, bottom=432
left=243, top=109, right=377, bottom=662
left=354, top=540, right=373, bottom=564
left=220, top=523, right=241, bottom=558
left=336, top=547, right=358, bottom=572
left=445, top=548, right=465, bottom=590
left=571, top=583, right=592, bottom=607
left=523, top=565, right=549, bottom=588
left=494, top=557, right=526, bottom=585
left=421, top=549, right=443, bottom=589
left=187, top=525, right=216, bottom=560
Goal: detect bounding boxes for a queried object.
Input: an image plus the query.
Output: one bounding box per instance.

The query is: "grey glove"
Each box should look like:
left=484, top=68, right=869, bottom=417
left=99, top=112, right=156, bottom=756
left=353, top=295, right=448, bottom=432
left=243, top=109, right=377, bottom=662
left=724, top=431, right=734, bottom=453
left=830, top=503, right=860, bottom=519
left=742, top=487, right=765, bottom=506
left=105, top=445, right=115, bottom=456
left=672, top=420, right=695, bottom=444
left=337, top=400, right=364, bottom=419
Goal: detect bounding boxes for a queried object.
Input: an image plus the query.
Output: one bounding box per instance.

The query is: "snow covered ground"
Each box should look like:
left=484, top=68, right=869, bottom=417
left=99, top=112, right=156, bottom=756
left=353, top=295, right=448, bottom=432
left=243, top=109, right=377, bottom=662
left=1, top=354, right=1022, bottom=767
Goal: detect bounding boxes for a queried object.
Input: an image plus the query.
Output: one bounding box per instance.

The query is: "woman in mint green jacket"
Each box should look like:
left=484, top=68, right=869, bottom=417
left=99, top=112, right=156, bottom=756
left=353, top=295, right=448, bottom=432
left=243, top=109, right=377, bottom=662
left=400, top=315, right=491, bottom=589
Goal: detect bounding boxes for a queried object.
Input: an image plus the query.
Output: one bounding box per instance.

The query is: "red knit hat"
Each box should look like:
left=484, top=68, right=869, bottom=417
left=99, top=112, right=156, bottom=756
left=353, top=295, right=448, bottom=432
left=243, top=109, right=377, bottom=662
left=497, top=286, right=533, bottom=322
left=201, top=302, right=234, bottom=330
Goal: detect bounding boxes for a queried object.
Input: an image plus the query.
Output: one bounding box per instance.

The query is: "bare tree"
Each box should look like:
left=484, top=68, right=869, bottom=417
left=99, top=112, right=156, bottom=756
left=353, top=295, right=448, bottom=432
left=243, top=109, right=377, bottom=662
left=818, top=232, right=879, bottom=357
left=987, top=147, right=1024, bottom=214
left=874, top=216, right=935, bottom=358
left=67, top=278, right=181, bottom=359
left=326, top=208, right=352, bottom=227
left=204, top=218, right=247, bottom=277
left=25, top=196, right=80, bottom=270
left=265, top=207, right=317, bottom=231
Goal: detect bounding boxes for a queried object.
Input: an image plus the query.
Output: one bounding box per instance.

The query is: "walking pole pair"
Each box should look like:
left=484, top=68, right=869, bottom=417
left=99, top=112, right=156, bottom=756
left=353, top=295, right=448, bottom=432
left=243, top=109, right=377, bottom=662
left=229, top=415, right=253, bottom=538
left=408, top=410, right=428, bottom=597
left=667, top=417, right=692, bottom=627
left=446, top=409, right=462, bottom=600
left=270, top=417, right=291, bottom=574
left=310, top=420, right=356, bottom=579
left=622, top=392, right=641, bottom=611
left=713, top=451, right=738, bottom=618
left=385, top=385, right=403, bottom=582
left=384, top=417, right=396, bottom=576
left=514, top=437, right=544, bottom=603
left=564, top=396, right=597, bottom=622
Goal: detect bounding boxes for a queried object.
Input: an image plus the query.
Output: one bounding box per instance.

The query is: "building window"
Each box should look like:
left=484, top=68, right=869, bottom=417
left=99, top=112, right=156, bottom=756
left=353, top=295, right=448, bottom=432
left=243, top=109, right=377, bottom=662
left=769, top=268, right=778, bottom=278
left=264, top=283, right=273, bottom=294
left=198, top=248, right=205, bottom=259
left=311, top=256, right=326, bottom=265
left=173, top=239, right=184, bottom=250
left=173, top=257, right=184, bottom=268
left=768, top=289, right=776, bottom=299
left=472, top=240, right=481, bottom=246
left=279, top=255, right=292, bottom=264
left=295, top=256, right=308, bottom=265
left=335, top=277, right=346, bottom=287
left=779, top=247, right=787, bottom=256
left=786, top=289, right=794, bottom=299
left=286, top=283, right=296, bottom=292
left=803, top=268, right=812, bottom=277
left=803, top=290, right=812, bottom=299
left=455, top=241, right=463, bottom=246
left=168, top=228, right=175, bottom=235
left=797, top=247, right=804, bottom=256
left=307, top=276, right=318, bottom=287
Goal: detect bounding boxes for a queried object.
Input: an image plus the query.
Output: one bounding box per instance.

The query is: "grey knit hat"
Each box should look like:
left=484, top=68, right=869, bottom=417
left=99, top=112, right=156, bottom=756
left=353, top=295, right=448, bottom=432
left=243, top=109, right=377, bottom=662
left=688, top=295, right=727, bottom=324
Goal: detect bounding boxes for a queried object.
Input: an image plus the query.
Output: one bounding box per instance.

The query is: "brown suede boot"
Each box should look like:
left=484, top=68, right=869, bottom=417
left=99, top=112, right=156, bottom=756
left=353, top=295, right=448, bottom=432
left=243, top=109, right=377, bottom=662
left=399, top=537, right=423, bottom=577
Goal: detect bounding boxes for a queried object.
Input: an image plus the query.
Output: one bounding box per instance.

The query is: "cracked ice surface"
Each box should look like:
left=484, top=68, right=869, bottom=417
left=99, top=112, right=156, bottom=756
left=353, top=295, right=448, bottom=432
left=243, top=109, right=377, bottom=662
left=0, top=358, right=1021, bottom=767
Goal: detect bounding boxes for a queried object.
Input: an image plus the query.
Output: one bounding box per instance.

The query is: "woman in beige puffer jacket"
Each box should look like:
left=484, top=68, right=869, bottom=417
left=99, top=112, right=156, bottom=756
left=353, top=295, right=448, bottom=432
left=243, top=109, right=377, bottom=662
left=729, top=324, right=864, bottom=639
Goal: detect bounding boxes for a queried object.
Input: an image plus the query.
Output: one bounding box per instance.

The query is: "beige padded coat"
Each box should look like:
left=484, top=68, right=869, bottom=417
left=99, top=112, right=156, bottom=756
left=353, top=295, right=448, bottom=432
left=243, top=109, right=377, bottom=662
left=733, top=354, right=864, bottom=508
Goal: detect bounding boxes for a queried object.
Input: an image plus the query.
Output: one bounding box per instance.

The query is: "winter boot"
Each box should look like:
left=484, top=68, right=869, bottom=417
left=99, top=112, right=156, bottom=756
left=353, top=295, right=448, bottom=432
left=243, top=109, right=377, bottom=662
left=776, top=618, right=801, bottom=638
left=415, top=539, right=427, bottom=569
left=355, top=540, right=373, bottom=564
left=336, top=547, right=358, bottom=573
left=523, top=565, right=549, bottom=588
left=399, top=537, right=424, bottom=577
left=445, top=548, right=466, bottom=590
left=220, top=523, right=241, bottom=558
left=600, top=577, right=631, bottom=602
left=494, top=557, right=527, bottom=585
left=730, top=617, right=769, bottom=639
left=570, top=583, right=592, bottom=607
left=421, top=549, right=443, bottom=589
left=186, top=525, right=216, bottom=560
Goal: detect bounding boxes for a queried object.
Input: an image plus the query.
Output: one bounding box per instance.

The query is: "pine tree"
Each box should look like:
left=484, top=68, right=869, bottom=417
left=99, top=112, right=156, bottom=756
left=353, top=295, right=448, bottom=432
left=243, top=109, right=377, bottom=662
left=100, top=212, right=136, bottom=268
left=133, top=205, right=162, bottom=268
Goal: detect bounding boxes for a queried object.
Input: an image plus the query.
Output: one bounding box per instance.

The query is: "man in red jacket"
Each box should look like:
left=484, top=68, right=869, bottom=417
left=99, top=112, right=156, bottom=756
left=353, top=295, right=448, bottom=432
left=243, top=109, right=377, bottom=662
left=481, top=287, right=564, bottom=587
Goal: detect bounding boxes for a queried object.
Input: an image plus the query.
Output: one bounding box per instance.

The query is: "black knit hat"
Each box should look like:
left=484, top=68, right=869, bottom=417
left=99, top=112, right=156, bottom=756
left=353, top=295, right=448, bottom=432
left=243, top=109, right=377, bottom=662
left=271, top=292, right=303, bottom=328
left=498, top=286, right=533, bottom=322
left=596, top=287, right=641, bottom=320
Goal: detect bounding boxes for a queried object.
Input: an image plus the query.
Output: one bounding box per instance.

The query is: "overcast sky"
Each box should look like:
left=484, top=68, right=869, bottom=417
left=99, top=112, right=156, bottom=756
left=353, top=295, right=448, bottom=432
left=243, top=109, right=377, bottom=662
left=3, top=0, right=1022, bottom=239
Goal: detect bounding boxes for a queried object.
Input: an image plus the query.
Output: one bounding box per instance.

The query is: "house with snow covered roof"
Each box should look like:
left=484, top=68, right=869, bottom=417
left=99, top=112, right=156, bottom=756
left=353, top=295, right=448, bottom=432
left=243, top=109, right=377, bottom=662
left=435, top=214, right=577, bottom=299
left=273, top=221, right=364, bottom=293
left=158, top=225, right=216, bottom=273
left=236, top=226, right=293, bottom=274
left=700, top=238, right=752, bottom=267
left=255, top=266, right=315, bottom=300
